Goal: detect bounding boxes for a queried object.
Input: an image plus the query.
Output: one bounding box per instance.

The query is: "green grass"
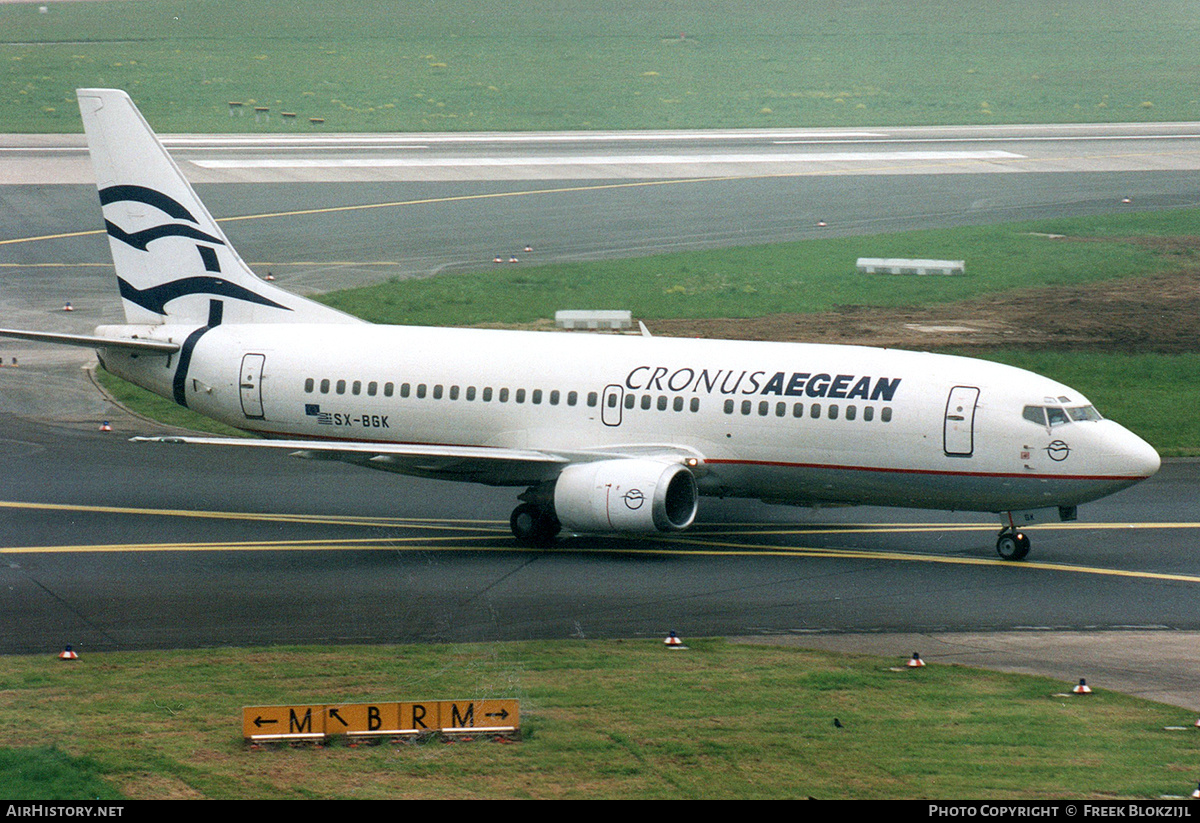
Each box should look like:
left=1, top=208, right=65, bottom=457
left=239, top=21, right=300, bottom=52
left=0, top=747, right=123, bottom=802
left=94, top=368, right=245, bottom=436
left=3, top=0, right=1199, bottom=132
left=1, top=640, right=1197, bottom=799
left=319, top=209, right=1198, bottom=326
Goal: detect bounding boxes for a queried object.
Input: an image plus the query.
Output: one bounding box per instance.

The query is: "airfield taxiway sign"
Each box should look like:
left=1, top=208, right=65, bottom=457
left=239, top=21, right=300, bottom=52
left=243, top=699, right=520, bottom=741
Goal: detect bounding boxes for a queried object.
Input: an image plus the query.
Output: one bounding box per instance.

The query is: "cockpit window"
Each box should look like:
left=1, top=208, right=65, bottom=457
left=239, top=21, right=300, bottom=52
left=1067, top=405, right=1103, bottom=422
left=1023, top=403, right=1103, bottom=427
left=1046, top=406, right=1070, bottom=427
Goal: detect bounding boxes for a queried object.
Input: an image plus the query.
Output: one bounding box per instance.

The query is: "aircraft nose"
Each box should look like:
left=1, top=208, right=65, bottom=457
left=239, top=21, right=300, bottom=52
left=1107, top=425, right=1160, bottom=479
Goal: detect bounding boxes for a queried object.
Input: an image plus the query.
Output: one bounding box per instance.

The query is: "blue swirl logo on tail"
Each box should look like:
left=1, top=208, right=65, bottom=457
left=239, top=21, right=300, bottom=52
left=99, top=184, right=198, bottom=222
left=117, top=277, right=289, bottom=315
left=100, top=185, right=290, bottom=316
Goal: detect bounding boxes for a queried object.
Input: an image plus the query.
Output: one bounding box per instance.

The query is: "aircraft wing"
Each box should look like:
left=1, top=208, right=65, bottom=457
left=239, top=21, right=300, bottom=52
left=0, top=328, right=180, bottom=354
left=132, top=435, right=703, bottom=487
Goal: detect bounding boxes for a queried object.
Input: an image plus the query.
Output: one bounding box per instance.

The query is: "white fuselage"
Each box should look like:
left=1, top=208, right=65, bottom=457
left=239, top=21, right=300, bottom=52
left=97, top=322, right=1161, bottom=516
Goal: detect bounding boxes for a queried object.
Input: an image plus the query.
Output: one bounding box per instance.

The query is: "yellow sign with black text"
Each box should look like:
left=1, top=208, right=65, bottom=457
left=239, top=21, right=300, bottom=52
left=243, top=699, right=519, bottom=741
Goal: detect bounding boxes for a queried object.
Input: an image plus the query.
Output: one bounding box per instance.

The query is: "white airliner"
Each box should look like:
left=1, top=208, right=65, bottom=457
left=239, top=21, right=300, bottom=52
left=0, top=89, right=1161, bottom=559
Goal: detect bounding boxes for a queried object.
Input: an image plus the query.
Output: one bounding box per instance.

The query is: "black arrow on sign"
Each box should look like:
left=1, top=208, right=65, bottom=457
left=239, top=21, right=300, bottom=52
left=486, top=708, right=510, bottom=720
left=254, top=716, right=278, bottom=728
left=329, top=708, right=349, bottom=727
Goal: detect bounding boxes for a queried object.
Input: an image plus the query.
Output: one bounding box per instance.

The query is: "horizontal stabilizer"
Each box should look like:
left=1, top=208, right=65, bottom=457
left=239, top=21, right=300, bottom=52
left=0, top=328, right=180, bottom=353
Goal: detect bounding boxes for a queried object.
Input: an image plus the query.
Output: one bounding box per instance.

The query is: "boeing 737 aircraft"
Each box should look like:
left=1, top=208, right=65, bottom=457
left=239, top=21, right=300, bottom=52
left=0, top=89, right=1161, bottom=559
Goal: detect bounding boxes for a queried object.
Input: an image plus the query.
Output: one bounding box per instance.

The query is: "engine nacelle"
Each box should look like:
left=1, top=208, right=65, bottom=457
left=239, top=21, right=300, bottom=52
left=553, top=459, right=698, bottom=534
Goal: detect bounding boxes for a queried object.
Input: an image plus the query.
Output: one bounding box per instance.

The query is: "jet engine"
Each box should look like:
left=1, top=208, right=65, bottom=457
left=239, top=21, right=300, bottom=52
left=553, top=458, right=698, bottom=534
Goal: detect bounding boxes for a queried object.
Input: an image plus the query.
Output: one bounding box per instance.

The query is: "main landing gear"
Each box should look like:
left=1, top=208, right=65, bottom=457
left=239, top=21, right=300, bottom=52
left=510, top=503, right=561, bottom=547
left=995, top=528, right=1031, bottom=561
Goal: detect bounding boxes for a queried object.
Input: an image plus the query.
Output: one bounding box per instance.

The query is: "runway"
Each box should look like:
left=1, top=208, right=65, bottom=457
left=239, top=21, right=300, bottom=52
left=2, top=123, right=1200, bottom=707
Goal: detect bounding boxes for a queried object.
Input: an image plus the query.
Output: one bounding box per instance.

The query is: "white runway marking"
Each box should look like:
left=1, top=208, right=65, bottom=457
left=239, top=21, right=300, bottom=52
left=192, top=150, right=1026, bottom=169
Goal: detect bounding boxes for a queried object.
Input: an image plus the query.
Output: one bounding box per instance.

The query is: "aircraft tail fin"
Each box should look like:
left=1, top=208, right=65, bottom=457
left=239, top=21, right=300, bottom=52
left=76, top=88, right=358, bottom=327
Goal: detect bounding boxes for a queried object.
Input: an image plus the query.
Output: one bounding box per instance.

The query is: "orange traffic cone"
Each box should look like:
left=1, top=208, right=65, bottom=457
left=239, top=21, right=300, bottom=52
left=907, top=652, right=925, bottom=668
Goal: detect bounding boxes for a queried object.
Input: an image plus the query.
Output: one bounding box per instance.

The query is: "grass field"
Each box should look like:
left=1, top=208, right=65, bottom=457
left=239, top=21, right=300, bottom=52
left=2, top=640, right=1198, bottom=800
left=3, top=0, right=1199, bottom=132
left=318, top=208, right=1198, bottom=326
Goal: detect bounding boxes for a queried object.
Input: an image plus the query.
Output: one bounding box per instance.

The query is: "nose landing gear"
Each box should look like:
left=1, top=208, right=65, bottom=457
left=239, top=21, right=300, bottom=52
left=996, top=528, right=1031, bottom=561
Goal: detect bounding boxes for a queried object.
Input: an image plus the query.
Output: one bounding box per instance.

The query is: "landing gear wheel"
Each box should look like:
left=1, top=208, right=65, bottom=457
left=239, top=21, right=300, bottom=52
left=510, top=503, right=561, bottom=547
left=996, top=530, right=1031, bottom=561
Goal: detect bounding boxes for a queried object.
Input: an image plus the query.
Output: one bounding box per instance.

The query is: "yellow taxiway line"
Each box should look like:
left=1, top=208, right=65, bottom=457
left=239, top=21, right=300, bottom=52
left=3, top=499, right=1199, bottom=584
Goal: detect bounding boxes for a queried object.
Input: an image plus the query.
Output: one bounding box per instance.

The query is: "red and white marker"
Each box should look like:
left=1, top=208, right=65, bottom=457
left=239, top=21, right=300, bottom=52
left=664, top=631, right=687, bottom=649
